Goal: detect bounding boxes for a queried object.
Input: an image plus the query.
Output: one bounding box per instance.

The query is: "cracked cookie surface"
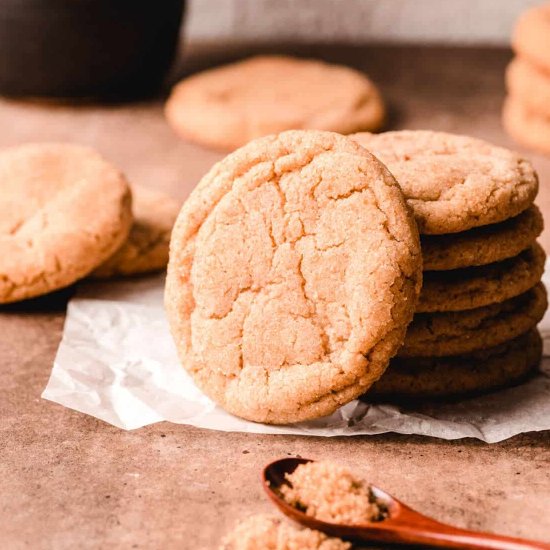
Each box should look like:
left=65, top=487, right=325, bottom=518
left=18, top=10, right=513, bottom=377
left=92, top=186, right=180, bottom=278
left=418, top=243, right=545, bottom=313
left=421, top=204, right=543, bottom=271
left=352, top=130, right=538, bottom=235
left=0, top=143, right=132, bottom=303
left=371, top=329, right=542, bottom=399
left=166, top=55, right=385, bottom=151
left=401, top=283, right=547, bottom=357
left=165, top=130, right=422, bottom=424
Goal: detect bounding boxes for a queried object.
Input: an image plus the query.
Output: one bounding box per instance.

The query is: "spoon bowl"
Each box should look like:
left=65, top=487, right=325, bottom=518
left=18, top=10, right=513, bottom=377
left=263, top=458, right=550, bottom=550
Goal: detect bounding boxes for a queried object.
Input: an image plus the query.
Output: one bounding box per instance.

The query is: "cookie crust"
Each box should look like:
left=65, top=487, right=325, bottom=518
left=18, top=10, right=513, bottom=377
left=401, top=283, right=547, bottom=357
left=166, top=55, right=385, bottom=151
left=165, top=130, right=421, bottom=424
left=92, top=186, right=179, bottom=278
left=371, top=329, right=542, bottom=399
left=421, top=205, right=543, bottom=271
left=418, top=243, right=545, bottom=313
left=0, top=143, right=132, bottom=303
left=352, top=130, right=538, bottom=235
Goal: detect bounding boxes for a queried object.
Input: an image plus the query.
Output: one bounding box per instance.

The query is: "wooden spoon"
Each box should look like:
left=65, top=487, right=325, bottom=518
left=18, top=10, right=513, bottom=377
left=263, top=458, right=550, bottom=550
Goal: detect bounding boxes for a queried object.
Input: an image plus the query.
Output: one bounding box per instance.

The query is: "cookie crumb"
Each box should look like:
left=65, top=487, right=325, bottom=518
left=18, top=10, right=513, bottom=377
left=280, top=461, right=387, bottom=524
left=219, top=514, right=350, bottom=550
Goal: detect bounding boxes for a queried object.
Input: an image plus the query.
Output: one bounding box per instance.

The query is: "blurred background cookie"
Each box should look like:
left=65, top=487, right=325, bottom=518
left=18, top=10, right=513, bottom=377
left=166, top=55, right=385, bottom=150
left=0, top=143, right=132, bottom=304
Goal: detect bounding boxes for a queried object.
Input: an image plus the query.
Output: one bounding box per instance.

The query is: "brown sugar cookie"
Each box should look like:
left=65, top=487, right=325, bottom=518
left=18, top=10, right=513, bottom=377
left=0, top=143, right=132, bottom=304
left=166, top=55, right=385, bottom=151
left=506, top=57, right=550, bottom=118
left=421, top=205, right=543, bottom=271
left=512, top=4, right=550, bottom=73
left=352, top=130, right=538, bottom=235
left=418, top=243, right=545, bottom=313
left=165, top=130, right=422, bottom=424
left=370, top=329, right=542, bottom=400
left=400, top=283, right=547, bottom=358
left=503, top=96, right=550, bottom=156
left=220, top=515, right=350, bottom=550
left=92, top=186, right=180, bottom=278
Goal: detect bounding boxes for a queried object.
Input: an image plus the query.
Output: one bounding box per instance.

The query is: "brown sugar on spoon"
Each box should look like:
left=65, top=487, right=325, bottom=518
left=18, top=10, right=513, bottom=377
left=280, top=461, right=387, bottom=524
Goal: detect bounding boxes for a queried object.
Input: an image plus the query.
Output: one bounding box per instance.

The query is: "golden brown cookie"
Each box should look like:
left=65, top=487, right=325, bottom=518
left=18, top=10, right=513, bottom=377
left=421, top=205, right=543, bottom=271
left=92, top=186, right=180, bottom=278
left=166, top=55, right=385, bottom=151
left=165, top=130, right=422, bottom=424
left=400, top=283, right=547, bottom=357
left=503, top=96, right=550, bottom=156
left=370, top=329, right=542, bottom=400
left=352, top=130, right=538, bottom=235
left=506, top=57, right=550, bottom=118
left=220, top=515, right=350, bottom=550
left=0, top=143, right=132, bottom=304
left=418, top=243, right=545, bottom=313
left=512, top=4, right=550, bottom=73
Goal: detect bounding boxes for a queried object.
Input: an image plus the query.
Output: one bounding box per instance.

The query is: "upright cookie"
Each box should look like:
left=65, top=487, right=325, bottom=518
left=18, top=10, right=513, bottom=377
left=166, top=55, right=385, bottom=151
left=370, top=329, right=542, bottom=400
left=512, top=4, right=550, bottom=73
left=165, top=130, right=422, bottom=424
left=0, top=143, right=132, bottom=303
left=421, top=205, right=543, bottom=271
left=352, top=130, right=538, bottom=234
left=506, top=57, right=550, bottom=119
left=92, top=186, right=180, bottom=278
left=401, top=283, right=547, bottom=357
left=418, top=243, right=545, bottom=313
left=503, top=96, right=550, bottom=156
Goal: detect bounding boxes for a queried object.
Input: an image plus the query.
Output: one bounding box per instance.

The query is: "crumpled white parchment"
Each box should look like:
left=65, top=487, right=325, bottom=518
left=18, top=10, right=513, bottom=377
left=42, top=271, right=550, bottom=442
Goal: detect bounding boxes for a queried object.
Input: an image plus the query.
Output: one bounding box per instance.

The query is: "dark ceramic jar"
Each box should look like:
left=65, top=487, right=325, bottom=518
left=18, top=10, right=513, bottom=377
left=0, top=0, right=185, bottom=100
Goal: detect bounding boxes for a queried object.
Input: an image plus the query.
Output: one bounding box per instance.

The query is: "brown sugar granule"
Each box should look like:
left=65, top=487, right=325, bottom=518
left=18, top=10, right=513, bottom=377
left=219, top=514, right=351, bottom=550
left=281, top=461, right=387, bottom=524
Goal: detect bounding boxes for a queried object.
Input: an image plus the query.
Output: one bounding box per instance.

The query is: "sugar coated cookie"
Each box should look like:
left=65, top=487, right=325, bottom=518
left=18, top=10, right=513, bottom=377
left=503, top=96, right=550, bottom=156
left=421, top=205, right=543, bottom=271
left=0, top=143, right=132, bottom=303
left=166, top=55, right=385, bottom=151
left=401, top=283, right=547, bottom=357
left=92, top=186, right=180, bottom=278
left=371, top=329, right=542, bottom=399
left=513, top=4, right=550, bottom=73
left=352, top=130, right=538, bottom=234
left=165, top=130, right=422, bottom=424
left=418, top=243, right=545, bottom=313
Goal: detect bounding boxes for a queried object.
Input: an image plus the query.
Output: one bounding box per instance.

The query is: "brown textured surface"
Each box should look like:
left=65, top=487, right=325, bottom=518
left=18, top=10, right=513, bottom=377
left=421, top=204, right=543, bottom=271
left=401, top=283, right=547, bottom=357
left=418, top=242, right=546, bottom=313
left=2, top=45, right=550, bottom=549
left=166, top=130, right=421, bottom=423
left=372, top=329, right=542, bottom=399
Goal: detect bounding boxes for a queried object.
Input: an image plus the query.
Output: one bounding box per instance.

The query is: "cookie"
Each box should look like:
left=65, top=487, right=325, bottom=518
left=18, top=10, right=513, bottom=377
left=0, top=143, right=132, bottom=304
left=219, top=515, right=350, bottom=550
left=418, top=243, right=545, bottom=313
left=165, top=130, right=422, bottom=424
left=512, top=4, right=550, bottom=73
left=506, top=57, right=550, bottom=118
left=352, top=130, right=538, bottom=234
left=92, top=186, right=180, bottom=278
left=503, top=96, right=550, bottom=156
left=400, top=283, right=547, bottom=357
left=370, top=329, right=542, bottom=399
left=165, top=55, right=385, bottom=151
left=421, top=205, right=543, bottom=271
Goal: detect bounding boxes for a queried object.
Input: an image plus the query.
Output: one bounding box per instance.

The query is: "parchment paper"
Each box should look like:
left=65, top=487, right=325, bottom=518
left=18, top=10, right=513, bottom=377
left=42, top=272, right=550, bottom=442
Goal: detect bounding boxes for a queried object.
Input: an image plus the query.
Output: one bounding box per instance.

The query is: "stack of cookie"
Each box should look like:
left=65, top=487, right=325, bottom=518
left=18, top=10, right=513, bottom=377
left=0, top=143, right=179, bottom=305
left=503, top=3, right=550, bottom=155
left=352, top=131, right=546, bottom=400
